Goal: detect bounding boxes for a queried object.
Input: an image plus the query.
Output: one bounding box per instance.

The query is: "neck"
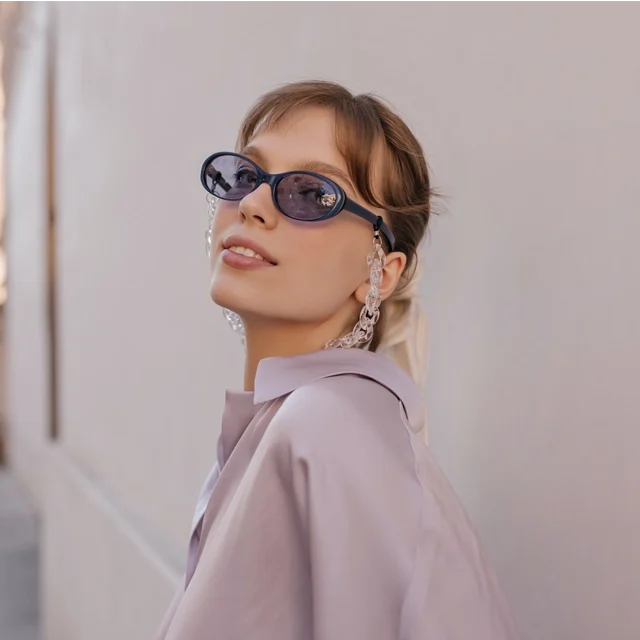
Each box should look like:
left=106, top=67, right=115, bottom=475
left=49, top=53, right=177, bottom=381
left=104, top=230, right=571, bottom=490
left=241, top=314, right=352, bottom=391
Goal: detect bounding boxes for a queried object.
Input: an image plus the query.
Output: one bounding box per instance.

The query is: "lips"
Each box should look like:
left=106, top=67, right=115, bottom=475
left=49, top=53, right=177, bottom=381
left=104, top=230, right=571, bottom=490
left=222, top=235, right=277, bottom=265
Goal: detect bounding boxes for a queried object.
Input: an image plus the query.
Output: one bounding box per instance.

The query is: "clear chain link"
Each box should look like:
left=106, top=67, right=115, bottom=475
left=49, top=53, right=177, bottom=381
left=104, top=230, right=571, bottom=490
left=205, top=193, right=217, bottom=257
left=222, top=308, right=246, bottom=347
left=324, top=230, right=386, bottom=349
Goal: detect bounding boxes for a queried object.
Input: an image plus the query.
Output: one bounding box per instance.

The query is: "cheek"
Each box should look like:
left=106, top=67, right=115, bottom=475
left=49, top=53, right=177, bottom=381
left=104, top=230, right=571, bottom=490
left=280, top=230, right=370, bottom=316
left=210, top=201, right=236, bottom=240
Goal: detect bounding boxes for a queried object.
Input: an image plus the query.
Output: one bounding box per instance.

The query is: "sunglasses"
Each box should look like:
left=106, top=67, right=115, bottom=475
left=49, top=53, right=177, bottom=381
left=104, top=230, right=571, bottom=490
left=200, top=151, right=396, bottom=251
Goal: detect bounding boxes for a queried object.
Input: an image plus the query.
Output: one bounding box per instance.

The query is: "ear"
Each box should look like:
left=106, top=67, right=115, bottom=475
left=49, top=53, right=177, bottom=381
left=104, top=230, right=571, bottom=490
left=354, top=250, right=407, bottom=305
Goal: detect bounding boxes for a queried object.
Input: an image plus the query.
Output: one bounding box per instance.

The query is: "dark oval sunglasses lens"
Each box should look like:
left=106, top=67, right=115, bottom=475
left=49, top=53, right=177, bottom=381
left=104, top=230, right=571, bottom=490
left=276, top=173, right=338, bottom=221
left=203, top=154, right=258, bottom=200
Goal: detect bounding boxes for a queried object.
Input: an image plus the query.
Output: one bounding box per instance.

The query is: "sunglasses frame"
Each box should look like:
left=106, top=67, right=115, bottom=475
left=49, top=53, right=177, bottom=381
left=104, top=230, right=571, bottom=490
left=200, top=151, right=396, bottom=252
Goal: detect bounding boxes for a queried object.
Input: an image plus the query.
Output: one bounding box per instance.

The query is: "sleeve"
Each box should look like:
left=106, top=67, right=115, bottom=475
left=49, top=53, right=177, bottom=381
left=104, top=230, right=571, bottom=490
left=271, top=382, right=423, bottom=640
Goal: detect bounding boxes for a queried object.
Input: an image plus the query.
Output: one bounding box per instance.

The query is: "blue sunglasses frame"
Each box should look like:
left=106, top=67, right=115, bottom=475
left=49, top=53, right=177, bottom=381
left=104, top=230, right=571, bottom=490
left=200, top=151, right=396, bottom=252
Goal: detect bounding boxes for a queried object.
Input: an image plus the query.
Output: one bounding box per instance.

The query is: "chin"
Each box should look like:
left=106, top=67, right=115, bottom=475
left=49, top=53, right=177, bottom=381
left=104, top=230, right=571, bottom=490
left=209, top=263, right=239, bottom=306
left=210, top=280, right=236, bottom=310
left=209, top=275, right=255, bottom=315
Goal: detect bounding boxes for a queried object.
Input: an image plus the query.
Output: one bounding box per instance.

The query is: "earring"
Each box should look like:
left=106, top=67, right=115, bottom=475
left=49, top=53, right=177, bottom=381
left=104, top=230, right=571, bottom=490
left=325, top=229, right=386, bottom=349
left=205, top=194, right=247, bottom=347
left=205, top=193, right=216, bottom=257
left=222, top=308, right=246, bottom=347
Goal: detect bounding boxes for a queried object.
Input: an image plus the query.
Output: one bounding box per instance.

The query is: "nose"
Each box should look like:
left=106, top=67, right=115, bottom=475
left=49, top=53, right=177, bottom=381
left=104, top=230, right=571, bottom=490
left=238, top=182, right=278, bottom=228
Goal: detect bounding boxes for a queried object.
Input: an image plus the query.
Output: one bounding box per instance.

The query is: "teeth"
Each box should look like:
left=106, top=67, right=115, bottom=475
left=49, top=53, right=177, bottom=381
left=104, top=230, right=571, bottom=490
left=229, top=245, right=265, bottom=261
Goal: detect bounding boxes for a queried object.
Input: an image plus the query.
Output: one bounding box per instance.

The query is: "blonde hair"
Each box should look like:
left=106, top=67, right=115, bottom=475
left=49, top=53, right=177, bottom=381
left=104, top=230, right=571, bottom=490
left=236, top=80, right=443, bottom=437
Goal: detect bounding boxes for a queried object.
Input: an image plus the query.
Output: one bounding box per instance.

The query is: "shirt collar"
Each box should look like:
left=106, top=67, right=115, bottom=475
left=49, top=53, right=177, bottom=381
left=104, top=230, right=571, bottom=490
left=253, top=347, right=426, bottom=432
left=218, top=389, right=263, bottom=467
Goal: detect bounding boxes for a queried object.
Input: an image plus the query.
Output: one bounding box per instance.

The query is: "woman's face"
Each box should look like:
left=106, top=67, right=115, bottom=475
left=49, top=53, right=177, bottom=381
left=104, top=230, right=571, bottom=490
left=208, top=106, right=405, bottom=340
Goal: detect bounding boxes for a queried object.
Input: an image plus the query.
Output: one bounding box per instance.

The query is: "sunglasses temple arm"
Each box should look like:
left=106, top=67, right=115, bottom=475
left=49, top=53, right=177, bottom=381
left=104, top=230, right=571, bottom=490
left=344, top=199, right=396, bottom=252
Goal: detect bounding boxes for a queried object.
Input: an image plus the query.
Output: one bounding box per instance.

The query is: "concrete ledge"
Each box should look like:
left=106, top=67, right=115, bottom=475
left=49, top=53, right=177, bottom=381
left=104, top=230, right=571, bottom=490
left=0, top=466, right=39, bottom=640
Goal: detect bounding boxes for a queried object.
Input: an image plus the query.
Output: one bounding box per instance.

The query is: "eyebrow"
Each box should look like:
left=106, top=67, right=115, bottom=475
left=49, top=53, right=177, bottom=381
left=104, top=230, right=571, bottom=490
left=238, top=144, right=265, bottom=166
left=301, top=160, right=358, bottom=196
left=240, top=144, right=357, bottom=195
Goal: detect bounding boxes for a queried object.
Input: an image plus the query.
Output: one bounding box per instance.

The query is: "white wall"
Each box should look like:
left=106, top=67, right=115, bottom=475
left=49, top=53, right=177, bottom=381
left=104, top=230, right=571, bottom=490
left=4, top=3, right=639, bottom=640
left=413, top=6, right=640, bottom=639
left=3, top=1, right=51, bottom=505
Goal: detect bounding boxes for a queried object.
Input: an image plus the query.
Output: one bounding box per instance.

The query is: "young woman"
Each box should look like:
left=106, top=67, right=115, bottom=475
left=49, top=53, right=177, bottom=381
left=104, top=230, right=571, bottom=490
left=155, top=80, right=519, bottom=640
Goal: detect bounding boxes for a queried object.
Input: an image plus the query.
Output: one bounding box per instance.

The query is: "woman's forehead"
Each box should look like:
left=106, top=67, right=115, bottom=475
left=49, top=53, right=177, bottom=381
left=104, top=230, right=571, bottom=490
left=240, top=104, right=387, bottom=206
left=244, top=107, right=344, bottom=170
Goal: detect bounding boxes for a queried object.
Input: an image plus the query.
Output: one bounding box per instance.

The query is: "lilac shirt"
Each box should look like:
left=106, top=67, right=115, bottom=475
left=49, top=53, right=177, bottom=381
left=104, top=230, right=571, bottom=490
left=155, top=348, right=519, bottom=639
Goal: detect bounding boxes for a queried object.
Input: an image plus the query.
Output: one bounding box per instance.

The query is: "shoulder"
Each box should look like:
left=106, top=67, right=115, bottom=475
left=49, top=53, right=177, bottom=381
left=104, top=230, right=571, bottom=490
left=266, top=373, right=419, bottom=482
left=279, top=372, right=403, bottom=434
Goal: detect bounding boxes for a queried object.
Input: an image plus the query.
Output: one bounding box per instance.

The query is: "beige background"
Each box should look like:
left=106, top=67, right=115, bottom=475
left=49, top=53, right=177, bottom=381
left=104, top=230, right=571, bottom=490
left=3, top=3, right=639, bottom=639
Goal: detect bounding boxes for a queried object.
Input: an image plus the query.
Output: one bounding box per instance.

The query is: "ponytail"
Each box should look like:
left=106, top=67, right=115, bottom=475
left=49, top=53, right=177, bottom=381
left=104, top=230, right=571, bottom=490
left=376, top=272, right=430, bottom=443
